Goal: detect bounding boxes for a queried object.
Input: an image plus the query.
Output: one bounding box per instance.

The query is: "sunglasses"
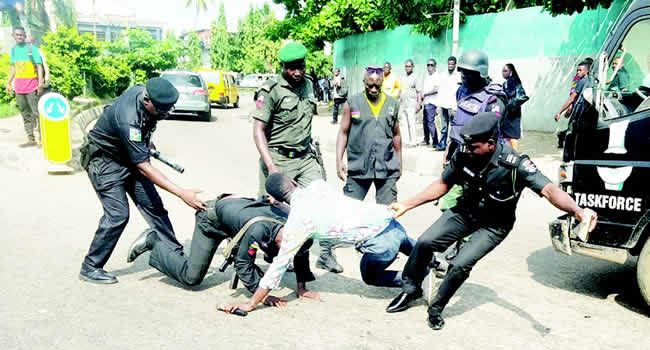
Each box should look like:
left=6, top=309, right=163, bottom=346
left=145, top=97, right=175, bottom=115
left=366, top=67, right=383, bottom=75
left=427, top=64, right=436, bottom=67
left=366, top=83, right=382, bottom=90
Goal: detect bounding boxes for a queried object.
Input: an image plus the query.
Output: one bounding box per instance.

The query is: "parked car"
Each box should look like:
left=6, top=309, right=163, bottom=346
left=197, top=69, right=240, bottom=108
left=238, top=73, right=275, bottom=88
left=159, top=71, right=212, bottom=121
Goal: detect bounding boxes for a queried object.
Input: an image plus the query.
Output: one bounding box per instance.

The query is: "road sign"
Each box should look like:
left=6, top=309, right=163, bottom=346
left=38, top=92, right=72, bottom=163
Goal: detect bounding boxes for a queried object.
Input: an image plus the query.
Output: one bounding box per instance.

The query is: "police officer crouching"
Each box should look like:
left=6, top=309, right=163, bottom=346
left=385, top=112, right=597, bottom=330
left=79, top=77, right=206, bottom=284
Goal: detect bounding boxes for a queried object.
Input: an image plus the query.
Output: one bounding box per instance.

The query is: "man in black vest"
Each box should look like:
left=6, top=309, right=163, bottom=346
left=336, top=66, right=402, bottom=204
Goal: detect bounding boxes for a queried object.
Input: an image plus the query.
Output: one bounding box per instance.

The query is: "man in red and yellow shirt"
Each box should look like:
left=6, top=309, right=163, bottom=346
left=6, top=27, right=44, bottom=147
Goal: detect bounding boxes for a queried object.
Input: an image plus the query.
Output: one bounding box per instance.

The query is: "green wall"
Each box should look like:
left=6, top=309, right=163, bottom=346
left=333, top=0, right=631, bottom=132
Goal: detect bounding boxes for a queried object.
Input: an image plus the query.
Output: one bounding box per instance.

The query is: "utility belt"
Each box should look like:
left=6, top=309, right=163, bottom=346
left=270, top=145, right=311, bottom=159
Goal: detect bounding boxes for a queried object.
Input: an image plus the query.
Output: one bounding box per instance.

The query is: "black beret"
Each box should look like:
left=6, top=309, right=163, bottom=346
left=146, top=77, right=179, bottom=110
left=461, top=112, right=499, bottom=143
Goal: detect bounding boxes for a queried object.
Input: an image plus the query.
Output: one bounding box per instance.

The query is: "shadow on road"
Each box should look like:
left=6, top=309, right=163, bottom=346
left=445, top=282, right=551, bottom=336
left=527, top=247, right=649, bottom=317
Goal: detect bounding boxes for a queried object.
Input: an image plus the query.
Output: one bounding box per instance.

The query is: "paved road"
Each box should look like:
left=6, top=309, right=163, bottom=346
left=0, top=94, right=648, bottom=349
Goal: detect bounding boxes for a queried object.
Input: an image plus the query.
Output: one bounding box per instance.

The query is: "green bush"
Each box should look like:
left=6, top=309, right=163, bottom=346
left=91, top=55, right=131, bottom=98
left=46, top=53, right=84, bottom=99
left=0, top=54, right=14, bottom=104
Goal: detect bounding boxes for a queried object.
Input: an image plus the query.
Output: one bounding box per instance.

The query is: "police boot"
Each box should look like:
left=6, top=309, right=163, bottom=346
left=316, top=241, right=343, bottom=273
left=127, top=229, right=159, bottom=263
left=79, top=262, right=118, bottom=284
left=427, top=264, right=470, bottom=330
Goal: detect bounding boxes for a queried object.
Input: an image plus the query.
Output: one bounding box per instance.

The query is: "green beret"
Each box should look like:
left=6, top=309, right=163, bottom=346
left=146, top=77, right=179, bottom=110
left=461, top=112, right=499, bottom=143
left=279, top=42, right=308, bottom=63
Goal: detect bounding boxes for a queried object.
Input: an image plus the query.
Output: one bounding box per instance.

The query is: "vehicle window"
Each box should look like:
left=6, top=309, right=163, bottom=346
left=161, top=74, right=203, bottom=88
left=199, top=72, right=220, bottom=84
left=604, top=18, right=650, bottom=117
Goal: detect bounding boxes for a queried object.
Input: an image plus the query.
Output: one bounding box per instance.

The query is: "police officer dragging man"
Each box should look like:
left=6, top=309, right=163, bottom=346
left=125, top=194, right=318, bottom=306
left=252, top=42, right=343, bottom=274
left=336, top=65, right=402, bottom=205
left=79, top=78, right=206, bottom=284
left=385, top=112, right=598, bottom=330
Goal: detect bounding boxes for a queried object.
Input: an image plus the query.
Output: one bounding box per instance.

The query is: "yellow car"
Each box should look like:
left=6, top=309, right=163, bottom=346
left=198, top=70, right=240, bottom=108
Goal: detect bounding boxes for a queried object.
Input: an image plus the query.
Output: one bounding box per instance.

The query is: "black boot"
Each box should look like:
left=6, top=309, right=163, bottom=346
left=127, top=229, right=159, bottom=263
left=79, top=262, right=118, bottom=284
left=426, top=264, right=469, bottom=330
left=316, top=240, right=343, bottom=273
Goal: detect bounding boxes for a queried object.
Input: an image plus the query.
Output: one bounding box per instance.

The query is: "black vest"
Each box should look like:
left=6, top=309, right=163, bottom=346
left=347, top=93, right=401, bottom=179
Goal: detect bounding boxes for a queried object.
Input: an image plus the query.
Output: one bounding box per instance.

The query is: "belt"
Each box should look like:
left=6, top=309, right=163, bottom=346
left=271, top=146, right=310, bottom=159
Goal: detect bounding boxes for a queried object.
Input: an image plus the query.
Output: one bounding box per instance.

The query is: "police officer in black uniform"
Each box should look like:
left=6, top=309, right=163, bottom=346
left=79, top=77, right=206, bottom=284
left=385, top=112, right=597, bottom=330
left=125, top=195, right=316, bottom=302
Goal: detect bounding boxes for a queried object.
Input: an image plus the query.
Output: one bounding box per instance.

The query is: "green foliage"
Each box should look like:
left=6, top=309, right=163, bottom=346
left=210, top=2, right=230, bottom=70
left=92, top=55, right=131, bottom=98
left=108, top=29, right=182, bottom=80
left=182, top=32, right=203, bottom=70
left=306, top=50, right=333, bottom=77
left=271, top=0, right=616, bottom=46
left=0, top=54, right=14, bottom=104
left=45, top=53, right=84, bottom=99
left=238, top=4, right=281, bottom=74
left=0, top=102, right=20, bottom=119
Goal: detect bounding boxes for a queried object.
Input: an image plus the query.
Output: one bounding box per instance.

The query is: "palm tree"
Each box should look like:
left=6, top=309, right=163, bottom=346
left=185, top=0, right=212, bottom=15
left=1, top=0, right=76, bottom=42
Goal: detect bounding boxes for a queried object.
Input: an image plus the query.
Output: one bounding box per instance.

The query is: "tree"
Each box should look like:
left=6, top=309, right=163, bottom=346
left=238, top=4, right=281, bottom=74
left=182, top=32, right=203, bottom=70
left=185, top=0, right=211, bottom=15
left=210, top=2, right=229, bottom=70
left=1, top=0, right=77, bottom=43
left=270, top=0, right=617, bottom=47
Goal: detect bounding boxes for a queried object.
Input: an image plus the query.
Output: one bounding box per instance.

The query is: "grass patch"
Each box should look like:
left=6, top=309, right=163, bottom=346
left=0, top=103, right=19, bottom=119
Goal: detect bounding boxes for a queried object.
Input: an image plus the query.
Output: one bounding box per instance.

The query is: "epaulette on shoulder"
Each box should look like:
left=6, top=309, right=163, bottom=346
left=498, top=150, right=520, bottom=167
left=259, top=78, right=278, bottom=93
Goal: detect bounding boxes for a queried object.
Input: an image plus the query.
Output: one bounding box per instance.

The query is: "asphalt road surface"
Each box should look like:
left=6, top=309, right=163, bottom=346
left=1, top=93, right=648, bottom=349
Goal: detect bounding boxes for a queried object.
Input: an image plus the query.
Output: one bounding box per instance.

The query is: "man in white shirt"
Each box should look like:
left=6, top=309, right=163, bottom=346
left=435, top=56, right=461, bottom=151
left=399, top=59, right=422, bottom=147
left=221, top=173, right=417, bottom=315
left=420, top=58, right=440, bottom=148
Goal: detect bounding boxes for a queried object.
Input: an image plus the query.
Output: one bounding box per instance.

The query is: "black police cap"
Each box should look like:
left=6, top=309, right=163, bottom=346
left=146, top=77, right=179, bottom=110
left=461, top=112, right=499, bottom=143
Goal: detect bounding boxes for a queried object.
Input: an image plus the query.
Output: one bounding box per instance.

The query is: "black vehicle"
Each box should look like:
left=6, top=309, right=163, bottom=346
left=549, top=0, right=650, bottom=306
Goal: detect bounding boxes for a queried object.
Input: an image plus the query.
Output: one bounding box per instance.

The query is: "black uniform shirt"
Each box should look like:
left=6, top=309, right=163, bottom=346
left=441, top=143, right=551, bottom=230
left=215, top=197, right=315, bottom=293
left=88, top=85, right=156, bottom=165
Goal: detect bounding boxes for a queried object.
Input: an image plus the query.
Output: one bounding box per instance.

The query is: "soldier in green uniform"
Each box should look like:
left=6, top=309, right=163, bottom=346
left=252, top=42, right=342, bottom=273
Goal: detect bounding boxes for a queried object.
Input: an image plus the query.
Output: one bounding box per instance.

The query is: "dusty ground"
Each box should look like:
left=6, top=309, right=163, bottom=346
left=0, top=93, right=648, bottom=349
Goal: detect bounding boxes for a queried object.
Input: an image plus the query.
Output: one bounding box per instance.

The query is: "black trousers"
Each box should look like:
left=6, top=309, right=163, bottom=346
left=84, top=156, right=181, bottom=268
left=149, top=210, right=227, bottom=286
left=343, top=177, right=398, bottom=205
left=401, top=209, right=508, bottom=313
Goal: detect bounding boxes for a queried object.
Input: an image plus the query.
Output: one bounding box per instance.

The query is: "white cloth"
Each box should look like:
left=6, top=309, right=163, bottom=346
left=399, top=105, right=418, bottom=145
left=437, top=70, right=461, bottom=109
left=258, top=180, right=394, bottom=290
left=400, top=73, right=421, bottom=106
left=422, top=72, right=441, bottom=106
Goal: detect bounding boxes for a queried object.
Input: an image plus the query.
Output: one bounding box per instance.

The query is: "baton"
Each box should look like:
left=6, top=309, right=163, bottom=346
left=149, top=149, right=185, bottom=174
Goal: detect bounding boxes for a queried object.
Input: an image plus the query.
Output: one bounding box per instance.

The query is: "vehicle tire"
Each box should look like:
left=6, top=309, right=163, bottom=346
left=200, top=110, right=212, bottom=122
left=233, top=96, right=239, bottom=108
left=638, top=237, right=650, bottom=307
